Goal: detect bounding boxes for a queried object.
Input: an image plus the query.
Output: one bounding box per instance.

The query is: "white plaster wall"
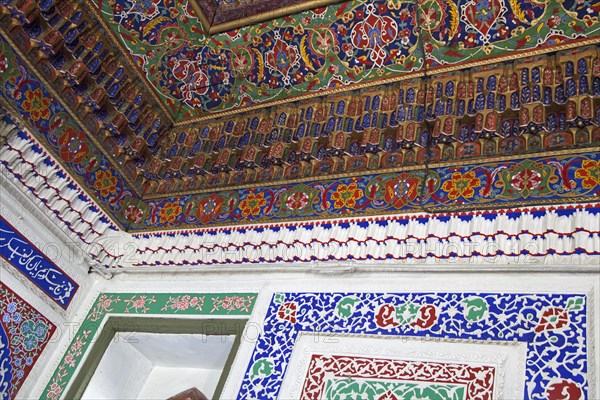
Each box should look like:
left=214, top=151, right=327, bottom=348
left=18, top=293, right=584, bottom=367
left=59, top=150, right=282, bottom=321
left=80, top=333, right=234, bottom=399
left=137, top=367, right=223, bottom=399
left=82, top=339, right=154, bottom=400
left=129, top=333, right=235, bottom=369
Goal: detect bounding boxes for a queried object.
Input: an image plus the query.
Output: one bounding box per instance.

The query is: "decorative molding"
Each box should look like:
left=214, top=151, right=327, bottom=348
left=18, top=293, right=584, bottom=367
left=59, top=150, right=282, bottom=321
left=2, top=106, right=598, bottom=268
left=302, top=354, right=498, bottom=399
left=2, top=124, right=599, bottom=268
left=39, top=291, right=258, bottom=400
left=1, top=28, right=599, bottom=230
left=237, top=291, right=590, bottom=399
left=279, top=333, right=531, bottom=399
left=130, top=203, right=600, bottom=267
left=0, top=120, right=123, bottom=269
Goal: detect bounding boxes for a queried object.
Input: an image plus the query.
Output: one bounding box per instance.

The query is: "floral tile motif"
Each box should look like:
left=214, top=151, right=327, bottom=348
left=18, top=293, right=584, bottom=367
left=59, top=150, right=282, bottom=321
left=96, top=150, right=600, bottom=230
left=40, top=292, right=257, bottom=400
left=0, top=282, right=56, bottom=399
left=239, top=292, right=588, bottom=399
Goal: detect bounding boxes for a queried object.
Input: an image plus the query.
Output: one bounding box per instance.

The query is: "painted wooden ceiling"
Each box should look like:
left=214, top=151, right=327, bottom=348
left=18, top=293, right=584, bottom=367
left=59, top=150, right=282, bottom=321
left=0, top=0, right=599, bottom=231
left=188, top=0, right=344, bottom=33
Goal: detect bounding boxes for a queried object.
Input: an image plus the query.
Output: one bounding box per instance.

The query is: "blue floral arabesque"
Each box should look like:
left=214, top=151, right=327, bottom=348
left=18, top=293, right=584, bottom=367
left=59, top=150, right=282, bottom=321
left=238, top=292, right=587, bottom=399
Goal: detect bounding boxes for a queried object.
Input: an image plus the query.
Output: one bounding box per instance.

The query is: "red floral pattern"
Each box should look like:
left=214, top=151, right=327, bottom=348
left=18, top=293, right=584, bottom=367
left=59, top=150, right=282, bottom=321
left=374, top=303, right=399, bottom=329
left=535, top=307, right=570, bottom=333
left=277, top=302, right=298, bottom=323
left=58, top=128, right=89, bottom=164
left=350, top=4, right=398, bottom=67
left=265, top=37, right=300, bottom=82
left=21, top=88, right=50, bottom=121
left=384, top=174, right=419, bottom=208
left=196, top=194, right=225, bottom=224
left=124, top=205, right=144, bottom=223
left=575, top=159, right=600, bottom=189
left=546, top=379, right=583, bottom=400
left=93, top=170, right=118, bottom=197
left=411, top=305, right=438, bottom=329
left=442, top=171, right=481, bottom=200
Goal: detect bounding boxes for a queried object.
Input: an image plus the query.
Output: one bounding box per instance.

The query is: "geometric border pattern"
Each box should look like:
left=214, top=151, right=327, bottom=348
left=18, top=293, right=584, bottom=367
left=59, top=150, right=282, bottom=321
left=131, top=203, right=600, bottom=267
left=301, top=354, right=497, bottom=399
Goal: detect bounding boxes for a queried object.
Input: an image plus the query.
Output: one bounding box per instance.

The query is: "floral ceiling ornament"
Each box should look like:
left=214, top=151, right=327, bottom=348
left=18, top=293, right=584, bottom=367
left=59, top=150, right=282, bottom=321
left=309, top=27, right=337, bottom=56
left=441, top=170, right=481, bottom=200
left=21, top=89, right=50, bottom=122
left=93, top=170, right=118, bottom=198
left=331, top=182, right=364, bottom=209
left=57, top=128, right=89, bottom=164
left=383, top=173, right=420, bottom=208
left=239, top=191, right=267, bottom=217
left=124, top=205, right=144, bottom=224
left=461, top=0, right=508, bottom=43
left=351, top=3, right=399, bottom=67
left=418, top=0, right=459, bottom=45
left=158, top=201, right=183, bottom=224
left=285, top=191, right=310, bottom=212
left=496, top=160, right=558, bottom=199
left=265, top=32, right=301, bottom=86
left=172, top=58, right=211, bottom=105
left=196, top=194, right=226, bottom=224
left=575, top=159, right=600, bottom=189
left=127, top=0, right=161, bottom=20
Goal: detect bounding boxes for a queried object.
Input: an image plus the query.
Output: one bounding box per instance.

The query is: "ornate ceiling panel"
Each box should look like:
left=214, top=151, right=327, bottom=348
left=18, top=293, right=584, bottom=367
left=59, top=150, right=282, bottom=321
left=187, top=0, right=345, bottom=34
left=89, top=0, right=600, bottom=122
left=0, top=0, right=599, bottom=232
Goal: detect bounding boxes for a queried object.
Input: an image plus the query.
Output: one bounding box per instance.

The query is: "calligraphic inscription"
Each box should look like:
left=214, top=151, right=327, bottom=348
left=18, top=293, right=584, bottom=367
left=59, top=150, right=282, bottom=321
left=0, top=216, right=78, bottom=309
